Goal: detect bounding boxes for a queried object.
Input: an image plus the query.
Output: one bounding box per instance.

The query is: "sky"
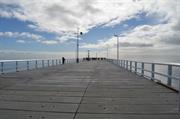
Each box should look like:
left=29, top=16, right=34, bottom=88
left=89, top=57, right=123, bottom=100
left=0, top=0, right=180, bottom=60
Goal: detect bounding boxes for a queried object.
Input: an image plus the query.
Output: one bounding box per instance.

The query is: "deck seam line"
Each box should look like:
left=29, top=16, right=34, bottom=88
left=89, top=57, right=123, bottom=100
left=73, top=71, right=96, bottom=119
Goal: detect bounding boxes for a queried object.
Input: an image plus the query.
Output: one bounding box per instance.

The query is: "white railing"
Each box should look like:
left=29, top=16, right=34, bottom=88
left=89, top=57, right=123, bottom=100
left=0, top=58, right=79, bottom=74
left=108, top=59, right=180, bottom=111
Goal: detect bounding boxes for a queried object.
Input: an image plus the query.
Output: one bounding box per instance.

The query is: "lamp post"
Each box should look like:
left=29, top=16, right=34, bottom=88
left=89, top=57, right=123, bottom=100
left=76, top=28, right=83, bottom=63
left=114, top=34, right=119, bottom=61
left=87, top=50, right=90, bottom=61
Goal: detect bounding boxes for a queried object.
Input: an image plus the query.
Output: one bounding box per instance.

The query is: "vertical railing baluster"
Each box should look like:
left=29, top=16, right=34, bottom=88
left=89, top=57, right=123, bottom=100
left=135, top=62, right=137, bottom=73
left=125, top=60, right=127, bottom=69
left=52, top=60, right=54, bottom=66
left=167, top=65, right=172, bottom=86
left=126, top=60, right=128, bottom=70
left=179, top=80, right=180, bottom=111
left=35, top=60, right=38, bottom=69
left=56, top=59, right=58, bottom=66
left=130, top=61, right=132, bottom=72
left=122, top=60, right=124, bottom=68
left=151, top=63, right=155, bottom=80
left=27, top=61, right=29, bottom=70
left=48, top=60, right=49, bottom=67
left=42, top=60, right=44, bottom=68
left=141, top=62, right=144, bottom=76
left=121, top=60, right=122, bottom=67
left=16, top=61, right=18, bottom=72
left=1, top=62, right=4, bottom=74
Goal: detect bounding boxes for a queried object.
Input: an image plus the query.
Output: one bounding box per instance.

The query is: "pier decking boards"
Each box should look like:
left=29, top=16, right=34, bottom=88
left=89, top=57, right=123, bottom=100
left=0, top=61, right=179, bottom=119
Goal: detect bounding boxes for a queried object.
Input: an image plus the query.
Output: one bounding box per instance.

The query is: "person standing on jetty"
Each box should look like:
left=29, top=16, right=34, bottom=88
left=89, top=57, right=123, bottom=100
left=62, top=57, right=65, bottom=64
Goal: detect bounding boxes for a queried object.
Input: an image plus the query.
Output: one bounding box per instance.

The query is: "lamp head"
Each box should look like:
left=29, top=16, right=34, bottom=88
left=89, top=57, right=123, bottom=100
left=114, top=34, right=118, bottom=37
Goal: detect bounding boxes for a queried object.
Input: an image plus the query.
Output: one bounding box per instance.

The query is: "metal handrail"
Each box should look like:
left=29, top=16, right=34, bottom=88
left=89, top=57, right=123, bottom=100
left=108, top=59, right=180, bottom=111
left=0, top=58, right=78, bottom=74
left=124, top=60, right=180, bottom=67
left=109, top=59, right=180, bottom=82
left=129, top=65, right=180, bottom=80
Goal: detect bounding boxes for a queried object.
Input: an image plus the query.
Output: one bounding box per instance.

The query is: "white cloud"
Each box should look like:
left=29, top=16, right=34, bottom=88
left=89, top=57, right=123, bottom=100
left=27, top=24, right=38, bottom=29
left=0, top=0, right=179, bottom=48
left=16, top=40, right=25, bottom=43
left=0, top=31, right=69, bottom=45
left=41, top=40, right=58, bottom=45
left=80, top=0, right=180, bottom=50
left=56, top=34, right=76, bottom=43
left=0, top=32, right=43, bottom=42
left=81, top=21, right=180, bottom=50
left=0, top=0, right=158, bottom=33
left=0, top=31, right=58, bottom=45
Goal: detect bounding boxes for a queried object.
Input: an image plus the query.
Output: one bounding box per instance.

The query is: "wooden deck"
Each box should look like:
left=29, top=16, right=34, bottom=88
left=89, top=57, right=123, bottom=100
left=0, top=61, right=180, bottom=119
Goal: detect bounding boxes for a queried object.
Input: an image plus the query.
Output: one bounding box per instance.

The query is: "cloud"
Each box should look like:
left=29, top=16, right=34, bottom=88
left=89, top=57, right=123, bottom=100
left=16, top=40, right=25, bottom=43
left=0, top=31, right=58, bottom=45
left=0, top=31, right=74, bottom=45
left=80, top=0, right=180, bottom=50
left=0, top=0, right=155, bottom=33
left=80, top=21, right=179, bottom=49
left=41, top=40, right=58, bottom=45
left=0, top=32, right=43, bottom=42
left=0, top=0, right=179, bottom=48
left=119, top=42, right=153, bottom=47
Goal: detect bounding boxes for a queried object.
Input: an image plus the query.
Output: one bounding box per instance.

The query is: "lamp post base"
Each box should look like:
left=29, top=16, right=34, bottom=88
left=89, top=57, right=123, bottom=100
left=76, top=58, right=79, bottom=63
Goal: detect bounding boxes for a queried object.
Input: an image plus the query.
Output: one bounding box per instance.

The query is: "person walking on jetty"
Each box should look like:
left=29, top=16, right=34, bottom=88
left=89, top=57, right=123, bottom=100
left=62, top=57, right=66, bottom=64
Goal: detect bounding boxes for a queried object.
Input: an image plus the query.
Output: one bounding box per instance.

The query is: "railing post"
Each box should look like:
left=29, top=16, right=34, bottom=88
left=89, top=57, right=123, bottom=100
left=1, top=62, right=4, bottom=74
left=27, top=61, right=29, bottom=70
left=141, top=62, right=144, bottom=76
left=124, top=60, right=127, bottom=69
left=56, top=59, right=58, bottom=66
left=48, top=60, right=49, bottom=67
left=151, top=63, right=155, bottom=80
left=179, top=81, right=180, bottom=111
left=122, top=60, right=124, bottom=68
left=126, top=60, right=128, bottom=70
left=167, top=65, right=172, bottom=86
left=135, top=62, right=137, bottom=73
left=121, top=60, right=122, bottom=67
left=59, top=59, right=61, bottom=65
left=42, top=60, right=44, bottom=68
left=52, top=60, right=54, bottom=66
left=35, top=60, right=38, bottom=69
left=130, top=61, right=132, bottom=72
left=16, top=61, right=18, bottom=72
